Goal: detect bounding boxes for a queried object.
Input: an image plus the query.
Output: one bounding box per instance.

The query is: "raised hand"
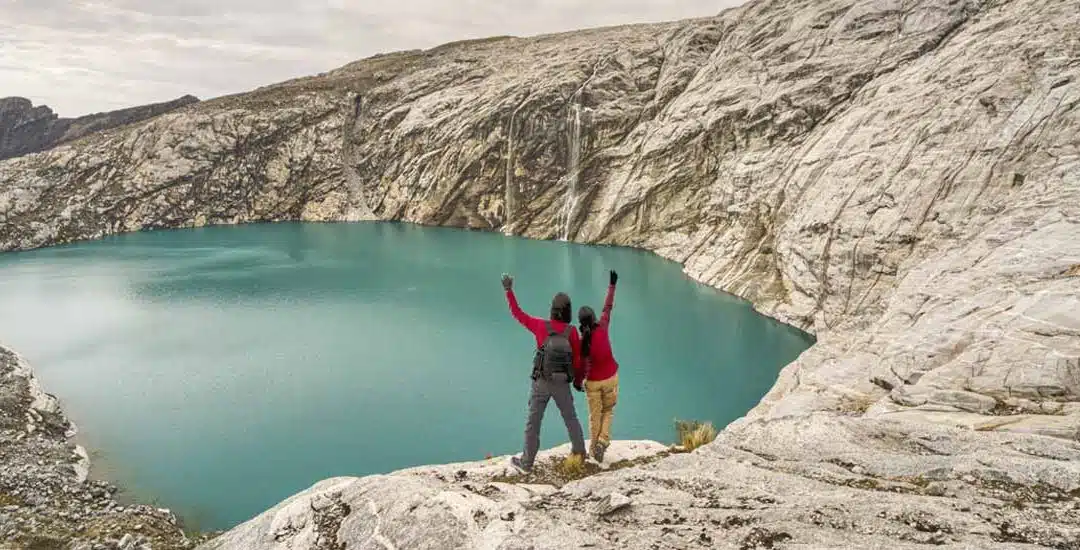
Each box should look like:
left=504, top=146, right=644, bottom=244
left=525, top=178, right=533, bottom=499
left=501, top=273, right=514, bottom=291
left=609, top=270, right=618, bottom=286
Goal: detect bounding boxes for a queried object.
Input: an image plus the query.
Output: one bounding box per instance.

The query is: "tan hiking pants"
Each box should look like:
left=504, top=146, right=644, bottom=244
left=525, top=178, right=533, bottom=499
left=585, top=374, right=619, bottom=446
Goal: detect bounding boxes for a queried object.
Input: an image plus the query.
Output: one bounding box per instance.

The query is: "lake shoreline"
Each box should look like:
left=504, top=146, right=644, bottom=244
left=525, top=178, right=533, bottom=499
left=0, top=344, right=206, bottom=549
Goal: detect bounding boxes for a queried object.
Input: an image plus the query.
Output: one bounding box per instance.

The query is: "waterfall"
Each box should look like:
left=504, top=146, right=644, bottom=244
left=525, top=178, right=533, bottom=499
left=558, top=95, right=584, bottom=241
left=341, top=93, right=376, bottom=221
left=504, top=110, right=516, bottom=234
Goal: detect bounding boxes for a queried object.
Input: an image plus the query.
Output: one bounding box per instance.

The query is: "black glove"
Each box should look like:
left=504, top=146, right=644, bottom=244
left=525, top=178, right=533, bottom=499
left=609, top=270, right=618, bottom=286
left=501, top=273, right=513, bottom=291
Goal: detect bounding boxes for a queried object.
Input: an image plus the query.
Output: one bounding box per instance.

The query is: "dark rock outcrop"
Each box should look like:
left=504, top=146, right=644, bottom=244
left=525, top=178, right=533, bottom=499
left=0, top=95, right=199, bottom=160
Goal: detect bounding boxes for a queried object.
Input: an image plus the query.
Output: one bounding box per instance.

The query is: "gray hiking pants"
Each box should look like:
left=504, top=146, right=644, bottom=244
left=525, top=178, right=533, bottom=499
left=521, top=372, right=586, bottom=469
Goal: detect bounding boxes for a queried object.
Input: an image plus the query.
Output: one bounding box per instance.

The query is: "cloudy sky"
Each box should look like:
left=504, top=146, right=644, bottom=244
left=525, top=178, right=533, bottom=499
left=1, top=0, right=745, bottom=116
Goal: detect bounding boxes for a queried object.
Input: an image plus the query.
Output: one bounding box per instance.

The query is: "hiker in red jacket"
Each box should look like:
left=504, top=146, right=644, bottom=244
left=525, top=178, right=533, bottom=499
left=502, top=273, right=587, bottom=473
left=578, top=270, right=620, bottom=462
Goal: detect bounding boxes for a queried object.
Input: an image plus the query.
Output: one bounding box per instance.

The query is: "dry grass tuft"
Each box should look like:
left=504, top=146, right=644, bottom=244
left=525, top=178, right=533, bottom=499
left=675, top=419, right=718, bottom=452
left=836, top=393, right=878, bottom=415
left=0, top=492, right=23, bottom=507
left=557, top=453, right=586, bottom=476
left=491, top=451, right=671, bottom=487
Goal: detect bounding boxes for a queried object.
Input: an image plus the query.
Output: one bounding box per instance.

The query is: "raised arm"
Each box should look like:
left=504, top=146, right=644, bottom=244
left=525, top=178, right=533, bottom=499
left=599, top=270, right=617, bottom=328
left=503, top=274, right=544, bottom=332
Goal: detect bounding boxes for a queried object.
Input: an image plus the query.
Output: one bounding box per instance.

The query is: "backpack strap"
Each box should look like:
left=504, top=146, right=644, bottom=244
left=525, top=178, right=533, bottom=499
left=545, top=322, right=572, bottom=338
left=560, top=324, right=574, bottom=375
left=546, top=320, right=558, bottom=336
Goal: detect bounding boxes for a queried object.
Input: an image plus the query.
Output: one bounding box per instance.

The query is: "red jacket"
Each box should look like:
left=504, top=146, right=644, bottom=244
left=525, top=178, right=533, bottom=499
left=584, top=285, right=619, bottom=381
left=506, top=290, right=583, bottom=382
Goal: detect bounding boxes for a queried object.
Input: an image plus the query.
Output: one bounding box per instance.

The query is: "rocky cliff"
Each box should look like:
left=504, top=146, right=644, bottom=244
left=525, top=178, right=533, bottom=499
left=0, top=95, right=199, bottom=161
left=1, top=0, right=1079, bottom=546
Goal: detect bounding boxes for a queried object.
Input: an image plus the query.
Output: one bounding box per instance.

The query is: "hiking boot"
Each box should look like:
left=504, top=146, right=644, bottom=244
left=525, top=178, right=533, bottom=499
left=510, top=456, right=532, bottom=474
left=595, top=442, right=608, bottom=463
left=590, top=441, right=601, bottom=461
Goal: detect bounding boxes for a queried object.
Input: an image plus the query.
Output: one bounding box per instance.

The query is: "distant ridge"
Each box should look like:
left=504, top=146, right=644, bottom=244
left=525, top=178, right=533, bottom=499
left=0, top=94, right=199, bottom=160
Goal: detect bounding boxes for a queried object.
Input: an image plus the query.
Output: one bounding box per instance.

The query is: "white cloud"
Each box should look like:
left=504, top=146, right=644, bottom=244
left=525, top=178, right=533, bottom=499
left=0, top=0, right=745, bottom=115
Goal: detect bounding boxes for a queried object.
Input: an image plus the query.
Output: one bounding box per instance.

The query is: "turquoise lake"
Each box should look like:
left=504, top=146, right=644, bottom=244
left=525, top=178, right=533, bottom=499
left=0, top=222, right=813, bottom=530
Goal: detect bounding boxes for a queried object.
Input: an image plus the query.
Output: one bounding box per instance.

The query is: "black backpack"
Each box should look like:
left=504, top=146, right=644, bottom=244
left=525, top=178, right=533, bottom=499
left=532, top=321, right=574, bottom=380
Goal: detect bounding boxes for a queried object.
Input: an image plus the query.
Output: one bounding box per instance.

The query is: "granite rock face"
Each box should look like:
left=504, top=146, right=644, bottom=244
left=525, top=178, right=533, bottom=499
left=0, top=95, right=199, bottom=161
left=1, top=0, right=1078, bottom=546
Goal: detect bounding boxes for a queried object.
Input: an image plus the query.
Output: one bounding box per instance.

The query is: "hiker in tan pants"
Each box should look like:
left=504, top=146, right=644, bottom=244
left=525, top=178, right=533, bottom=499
left=578, top=270, right=621, bottom=462
left=586, top=374, right=618, bottom=456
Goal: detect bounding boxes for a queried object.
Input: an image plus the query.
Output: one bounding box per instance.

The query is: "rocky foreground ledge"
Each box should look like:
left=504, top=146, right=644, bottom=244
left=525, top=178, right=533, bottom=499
left=0, top=346, right=195, bottom=550
left=3, top=340, right=1079, bottom=550
left=198, top=416, right=1080, bottom=549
